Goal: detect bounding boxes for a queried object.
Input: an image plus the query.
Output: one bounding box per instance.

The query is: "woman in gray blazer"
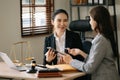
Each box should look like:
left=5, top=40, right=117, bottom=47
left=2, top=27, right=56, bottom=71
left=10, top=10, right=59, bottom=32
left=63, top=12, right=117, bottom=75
left=63, top=6, right=120, bottom=80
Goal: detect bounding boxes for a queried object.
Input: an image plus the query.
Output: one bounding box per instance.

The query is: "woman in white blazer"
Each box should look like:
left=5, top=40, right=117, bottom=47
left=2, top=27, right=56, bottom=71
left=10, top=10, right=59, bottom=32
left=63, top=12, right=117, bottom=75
left=63, top=6, right=120, bottom=80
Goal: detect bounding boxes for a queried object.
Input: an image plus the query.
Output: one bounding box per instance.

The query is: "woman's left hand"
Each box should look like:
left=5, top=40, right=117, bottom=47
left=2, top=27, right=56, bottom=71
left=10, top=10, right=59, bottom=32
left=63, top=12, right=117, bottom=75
left=57, top=56, right=65, bottom=64
left=62, top=54, right=73, bottom=64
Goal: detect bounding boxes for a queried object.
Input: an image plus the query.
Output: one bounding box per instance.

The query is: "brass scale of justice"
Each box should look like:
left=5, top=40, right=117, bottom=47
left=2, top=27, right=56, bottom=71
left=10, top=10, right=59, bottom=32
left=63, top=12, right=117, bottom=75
left=10, top=41, right=34, bottom=66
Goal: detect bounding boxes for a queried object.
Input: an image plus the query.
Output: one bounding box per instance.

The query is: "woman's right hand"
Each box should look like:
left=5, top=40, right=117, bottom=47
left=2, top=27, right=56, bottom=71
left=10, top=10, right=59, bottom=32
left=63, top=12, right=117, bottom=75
left=45, top=49, right=56, bottom=62
left=67, top=48, right=87, bottom=58
left=67, top=48, right=81, bottom=56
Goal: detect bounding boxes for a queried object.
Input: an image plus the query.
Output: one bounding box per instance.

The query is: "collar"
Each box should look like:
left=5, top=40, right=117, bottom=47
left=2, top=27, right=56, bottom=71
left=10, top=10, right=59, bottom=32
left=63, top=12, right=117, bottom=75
left=54, top=30, right=66, bottom=40
left=92, top=33, right=101, bottom=44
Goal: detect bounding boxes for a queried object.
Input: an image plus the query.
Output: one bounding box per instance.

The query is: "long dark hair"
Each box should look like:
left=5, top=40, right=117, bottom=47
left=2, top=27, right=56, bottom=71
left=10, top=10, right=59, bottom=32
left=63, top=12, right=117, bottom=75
left=89, top=6, right=117, bottom=57
left=51, top=9, right=69, bottom=21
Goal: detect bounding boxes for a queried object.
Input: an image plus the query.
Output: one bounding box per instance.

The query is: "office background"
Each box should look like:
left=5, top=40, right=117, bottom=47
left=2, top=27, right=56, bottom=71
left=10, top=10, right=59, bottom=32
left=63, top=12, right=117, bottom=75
left=0, top=0, right=120, bottom=64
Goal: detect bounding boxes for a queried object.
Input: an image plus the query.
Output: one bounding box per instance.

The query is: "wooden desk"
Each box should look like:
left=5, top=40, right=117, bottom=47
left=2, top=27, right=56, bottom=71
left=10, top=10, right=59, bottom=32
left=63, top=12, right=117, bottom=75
left=0, top=62, right=85, bottom=80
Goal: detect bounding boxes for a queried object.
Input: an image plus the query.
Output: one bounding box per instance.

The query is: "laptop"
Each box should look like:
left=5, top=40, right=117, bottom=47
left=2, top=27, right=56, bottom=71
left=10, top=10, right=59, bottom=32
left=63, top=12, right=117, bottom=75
left=0, top=52, right=29, bottom=71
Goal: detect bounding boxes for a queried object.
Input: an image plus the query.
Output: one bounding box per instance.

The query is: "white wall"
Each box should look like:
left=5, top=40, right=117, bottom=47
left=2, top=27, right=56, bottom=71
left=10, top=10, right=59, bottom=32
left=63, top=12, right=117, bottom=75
left=0, top=0, right=47, bottom=64
left=0, top=0, right=120, bottom=64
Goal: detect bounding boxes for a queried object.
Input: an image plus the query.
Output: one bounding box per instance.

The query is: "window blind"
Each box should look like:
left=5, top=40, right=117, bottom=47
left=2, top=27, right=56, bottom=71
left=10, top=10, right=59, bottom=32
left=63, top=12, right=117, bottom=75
left=20, top=0, right=54, bottom=37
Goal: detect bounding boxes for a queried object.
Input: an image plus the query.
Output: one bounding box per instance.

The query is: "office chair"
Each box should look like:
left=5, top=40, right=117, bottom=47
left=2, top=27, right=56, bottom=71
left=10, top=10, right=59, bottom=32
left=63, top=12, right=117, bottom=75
left=69, top=19, right=93, bottom=54
left=69, top=19, right=92, bottom=80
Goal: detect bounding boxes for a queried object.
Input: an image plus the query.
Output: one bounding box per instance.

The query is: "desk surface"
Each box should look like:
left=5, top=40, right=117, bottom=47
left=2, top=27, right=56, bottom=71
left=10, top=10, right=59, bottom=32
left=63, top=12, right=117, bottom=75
left=0, top=62, right=85, bottom=80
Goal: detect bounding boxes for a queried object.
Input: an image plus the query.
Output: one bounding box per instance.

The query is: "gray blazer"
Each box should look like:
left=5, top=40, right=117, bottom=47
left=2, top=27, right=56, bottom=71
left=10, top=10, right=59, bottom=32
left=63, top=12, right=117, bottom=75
left=70, top=34, right=120, bottom=80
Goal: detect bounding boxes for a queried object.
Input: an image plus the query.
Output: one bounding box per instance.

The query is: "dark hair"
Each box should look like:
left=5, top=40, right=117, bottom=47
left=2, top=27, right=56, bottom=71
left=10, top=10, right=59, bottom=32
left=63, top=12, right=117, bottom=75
left=89, top=6, right=117, bottom=57
left=51, top=9, right=69, bottom=20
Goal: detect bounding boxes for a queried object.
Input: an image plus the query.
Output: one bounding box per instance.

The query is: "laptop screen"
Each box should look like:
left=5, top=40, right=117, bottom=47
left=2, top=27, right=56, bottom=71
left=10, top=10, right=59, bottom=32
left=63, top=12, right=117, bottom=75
left=0, top=52, right=17, bottom=69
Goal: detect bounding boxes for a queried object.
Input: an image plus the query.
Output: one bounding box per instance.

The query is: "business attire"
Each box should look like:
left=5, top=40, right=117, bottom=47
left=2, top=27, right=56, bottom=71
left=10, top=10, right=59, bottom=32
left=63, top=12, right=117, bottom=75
left=43, top=29, right=83, bottom=65
left=70, top=34, right=120, bottom=80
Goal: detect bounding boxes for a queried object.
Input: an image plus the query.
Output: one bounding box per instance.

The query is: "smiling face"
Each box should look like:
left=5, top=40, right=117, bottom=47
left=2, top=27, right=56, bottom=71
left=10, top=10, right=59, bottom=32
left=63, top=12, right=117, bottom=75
left=51, top=13, right=68, bottom=33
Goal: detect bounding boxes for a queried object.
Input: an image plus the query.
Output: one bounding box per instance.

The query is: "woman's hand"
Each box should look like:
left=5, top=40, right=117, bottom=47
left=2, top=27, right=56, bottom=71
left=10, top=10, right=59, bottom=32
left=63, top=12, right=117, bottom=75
left=45, top=49, right=56, bottom=62
left=62, top=54, right=73, bottom=64
left=67, top=48, right=81, bottom=56
left=67, top=48, right=87, bottom=58
left=57, top=55, right=65, bottom=64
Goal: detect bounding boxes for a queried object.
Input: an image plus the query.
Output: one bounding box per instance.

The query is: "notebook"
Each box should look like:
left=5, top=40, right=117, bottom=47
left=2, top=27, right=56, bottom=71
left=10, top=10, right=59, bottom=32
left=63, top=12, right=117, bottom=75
left=0, top=52, right=29, bottom=71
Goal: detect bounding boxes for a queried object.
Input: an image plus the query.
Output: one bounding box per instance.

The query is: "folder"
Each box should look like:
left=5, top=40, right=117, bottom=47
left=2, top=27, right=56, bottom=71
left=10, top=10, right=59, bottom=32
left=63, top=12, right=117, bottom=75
left=46, top=64, right=78, bottom=72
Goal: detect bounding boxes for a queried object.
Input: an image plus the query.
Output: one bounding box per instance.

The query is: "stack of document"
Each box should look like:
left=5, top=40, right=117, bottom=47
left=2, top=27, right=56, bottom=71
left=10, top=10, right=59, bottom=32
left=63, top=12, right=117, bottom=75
left=37, top=68, right=62, bottom=78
